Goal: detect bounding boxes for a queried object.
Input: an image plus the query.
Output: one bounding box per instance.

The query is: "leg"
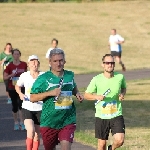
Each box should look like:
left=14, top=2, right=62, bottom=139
left=24, top=119, right=35, bottom=150
left=12, top=111, right=19, bottom=124
left=115, top=56, right=126, bottom=71
left=18, top=89, right=24, bottom=124
left=58, top=124, right=76, bottom=150
left=24, top=119, right=35, bottom=139
left=95, top=117, right=110, bottom=150
left=23, top=109, right=44, bottom=150
left=32, top=111, right=41, bottom=150
left=9, top=90, right=19, bottom=125
left=32, top=124, right=40, bottom=150
left=19, top=109, right=24, bottom=124
left=18, top=96, right=25, bottom=130
left=60, top=140, right=71, bottom=150
left=110, top=116, right=125, bottom=150
left=3, top=79, right=11, bottom=103
left=112, top=133, right=124, bottom=150
left=23, top=109, right=35, bottom=150
left=98, top=139, right=107, bottom=150
left=40, top=127, right=59, bottom=150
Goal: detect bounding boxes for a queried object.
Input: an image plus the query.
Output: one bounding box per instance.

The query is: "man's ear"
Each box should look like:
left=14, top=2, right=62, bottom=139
left=101, top=63, right=104, bottom=68
left=64, top=60, right=66, bottom=64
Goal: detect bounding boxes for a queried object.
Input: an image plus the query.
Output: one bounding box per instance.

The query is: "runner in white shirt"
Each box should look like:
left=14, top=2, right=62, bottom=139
left=109, top=29, right=126, bottom=71
left=45, top=38, right=60, bottom=59
left=15, top=55, right=44, bottom=150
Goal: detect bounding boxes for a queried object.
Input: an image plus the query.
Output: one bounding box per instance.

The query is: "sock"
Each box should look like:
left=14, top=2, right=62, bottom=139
left=32, top=140, right=40, bottom=150
left=26, top=138, right=33, bottom=150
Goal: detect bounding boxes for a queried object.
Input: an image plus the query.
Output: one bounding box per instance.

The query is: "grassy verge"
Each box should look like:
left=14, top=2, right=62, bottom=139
left=74, top=79, right=150, bottom=149
left=0, top=1, right=150, bottom=79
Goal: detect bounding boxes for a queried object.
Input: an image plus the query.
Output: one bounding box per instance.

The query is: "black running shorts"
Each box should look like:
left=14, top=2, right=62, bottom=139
left=95, top=115, right=125, bottom=140
left=111, top=51, right=121, bottom=58
left=22, top=108, right=41, bottom=125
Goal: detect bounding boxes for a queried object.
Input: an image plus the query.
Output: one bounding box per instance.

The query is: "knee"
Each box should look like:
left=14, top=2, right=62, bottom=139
left=98, top=144, right=106, bottom=149
left=12, top=106, right=18, bottom=113
left=98, top=140, right=106, bottom=149
left=114, top=138, right=124, bottom=147
left=27, top=129, right=35, bottom=139
left=34, top=132, right=40, bottom=140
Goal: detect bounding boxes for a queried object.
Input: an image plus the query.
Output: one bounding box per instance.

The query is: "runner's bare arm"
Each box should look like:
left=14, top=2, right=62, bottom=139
left=15, top=85, right=25, bottom=100
left=30, top=88, right=61, bottom=102
left=84, top=92, right=104, bottom=101
left=120, top=88, right=126, bottom=96
left=0, top=58, right=5, bottom=65
left=116, top=40, right=125, bottom=44
left=119, top=88, right=126, bottom=101
left=72, top=86, right=84, bottom=102
left=3, top=72, right=15, bottom=80
left=72, top=86, right=80, bottom=96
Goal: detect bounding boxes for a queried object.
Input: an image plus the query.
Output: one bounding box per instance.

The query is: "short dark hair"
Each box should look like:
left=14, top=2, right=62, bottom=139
left=11, top=48, right=21, bottom=56
left=112, top=29, right=116, bottom=32
left=51, top=38, right=58, bottom=45
left=102, top=54, right=113, bottom=62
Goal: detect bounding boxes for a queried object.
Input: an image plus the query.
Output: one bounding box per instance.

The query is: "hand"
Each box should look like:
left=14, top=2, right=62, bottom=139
left=76, top=93, right=84, bottom=103
left=10, top=72, right=16, bottom=78
left=119, top=94, right=124, bottom=101
left=95, top=95, right=105, bottom=101
left=51, top=88, right=61, bottom=97
left=19, top=93, right=25, bottom=101
left=10, top=69, right=17, bottom=78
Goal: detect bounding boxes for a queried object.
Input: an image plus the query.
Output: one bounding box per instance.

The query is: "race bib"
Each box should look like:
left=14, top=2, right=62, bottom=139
left=12, top=77, right=19, bottom=86
left=101, top=100, right=117, bottom=117
left=55, top=91, right=73, bottom=110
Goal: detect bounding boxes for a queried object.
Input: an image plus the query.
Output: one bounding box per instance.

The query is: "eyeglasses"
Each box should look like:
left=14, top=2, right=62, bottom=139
left=103, top=62, right=115, bottom=65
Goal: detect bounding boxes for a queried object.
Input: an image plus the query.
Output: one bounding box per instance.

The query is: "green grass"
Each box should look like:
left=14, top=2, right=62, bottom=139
left=0, top=1, right=150, bottom=80
left=74, top=79, right=150, bottom=149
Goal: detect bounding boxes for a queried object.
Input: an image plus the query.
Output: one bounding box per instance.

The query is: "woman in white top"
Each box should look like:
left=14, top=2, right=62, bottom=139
left=45, top=38, right=60, bottom=59
left=15, top=55, right=44, bottom=150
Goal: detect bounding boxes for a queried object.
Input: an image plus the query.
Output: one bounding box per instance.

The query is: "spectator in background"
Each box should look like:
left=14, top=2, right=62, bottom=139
left=109, top=29, right=126, bottom=71
left=0, top=43, right=13, bottom=104
left=3, top=49, right=27, bottom=130
left=45, top=38, right=59, bottom=59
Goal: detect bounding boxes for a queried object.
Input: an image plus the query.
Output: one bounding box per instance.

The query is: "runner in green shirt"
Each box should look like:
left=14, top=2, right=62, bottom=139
left=84, top=54, right=126, bottom=150
left=0, top=43, right=13, bottom=70
left=30, top=48, right=83, bottom=150
left=0, top=43, right=13, bottom=104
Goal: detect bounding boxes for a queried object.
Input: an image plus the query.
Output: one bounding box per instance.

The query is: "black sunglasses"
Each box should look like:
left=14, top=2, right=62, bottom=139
left=103, top=62, right=115, bottom=65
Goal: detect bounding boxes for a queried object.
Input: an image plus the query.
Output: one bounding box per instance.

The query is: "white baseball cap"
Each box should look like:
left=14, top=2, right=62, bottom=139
left=28, top=55, right=39, bottom=62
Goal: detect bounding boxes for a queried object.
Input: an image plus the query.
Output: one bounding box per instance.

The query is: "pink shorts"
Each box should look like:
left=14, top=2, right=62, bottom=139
left=40, top=124, right=76, bottom=150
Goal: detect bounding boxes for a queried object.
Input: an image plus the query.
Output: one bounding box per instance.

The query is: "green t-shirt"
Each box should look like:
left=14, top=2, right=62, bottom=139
left=31, top=70, right=77, bottom=129
left=0, top=52, right=13, bottom=71
left=85, top=72, right=126, bottom=119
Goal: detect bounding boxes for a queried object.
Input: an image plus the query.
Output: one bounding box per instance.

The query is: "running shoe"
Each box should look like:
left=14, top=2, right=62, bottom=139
left=14, top=124, right=20, bottom=130
left=20, top=123, right=25, bottom=130
left=7, top=98, right=12, bottom=104
left=107, top=145, right=112, bottom=150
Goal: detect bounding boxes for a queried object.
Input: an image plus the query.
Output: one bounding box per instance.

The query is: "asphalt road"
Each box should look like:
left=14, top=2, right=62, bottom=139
left=0, top=68, right=149, bottom=150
